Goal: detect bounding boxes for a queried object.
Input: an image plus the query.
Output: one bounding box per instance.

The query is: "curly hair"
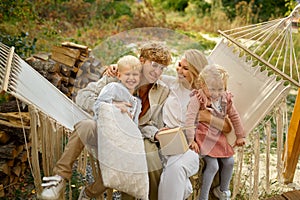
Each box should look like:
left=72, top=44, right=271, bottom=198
left=139, top=42, right=172, bottom=66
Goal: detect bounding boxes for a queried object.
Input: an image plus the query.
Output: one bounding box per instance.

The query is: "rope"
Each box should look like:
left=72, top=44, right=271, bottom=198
left=265, top=120, right=271, bottom=194
left=275, top=30, right=287, bottom=70
left=252, top=130, right=260, bottom=200
left=276, top=101, right=284, bottom=183
left=16, top=100, right=37, bottom=190
left=232, top=146, right=244, bottom=199
left=219, top=5, right=300, bottom=86
left=252, top=19, right=285, bottom=53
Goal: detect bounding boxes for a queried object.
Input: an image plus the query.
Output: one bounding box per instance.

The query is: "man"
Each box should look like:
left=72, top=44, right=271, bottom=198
left=39, top=41, right=172, bottom=200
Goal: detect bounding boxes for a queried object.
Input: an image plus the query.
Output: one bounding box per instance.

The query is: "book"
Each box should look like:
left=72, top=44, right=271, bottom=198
left=157, top=127, right=194, bottom=156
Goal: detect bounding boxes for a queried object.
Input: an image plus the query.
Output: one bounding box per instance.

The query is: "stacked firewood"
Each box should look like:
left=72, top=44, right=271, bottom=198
left=26, top=42, right=104, bottom=101
left=0, top=100, right=30, bottom=197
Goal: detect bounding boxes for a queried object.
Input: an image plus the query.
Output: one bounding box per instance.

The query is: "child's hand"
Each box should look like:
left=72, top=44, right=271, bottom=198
left=113, top=101, right=132, bottom=118
left=189, top=141, right=200, bottom=154
left=191, top=89, right=209, bottom=108
left=236, top=138, right=246, bottom=147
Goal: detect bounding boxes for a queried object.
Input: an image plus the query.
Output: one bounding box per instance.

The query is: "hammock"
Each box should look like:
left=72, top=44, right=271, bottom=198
left=208, top=40, right=291, bottom=135
left=0, top=43, right=92, bottom=130
left=208, top=5, right=300, bottom=198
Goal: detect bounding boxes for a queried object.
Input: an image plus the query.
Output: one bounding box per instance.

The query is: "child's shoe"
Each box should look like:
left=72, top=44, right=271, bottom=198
left=213, top=186, right=231, bottom=200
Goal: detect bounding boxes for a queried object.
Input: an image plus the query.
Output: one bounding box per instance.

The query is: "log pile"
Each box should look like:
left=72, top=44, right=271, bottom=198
left=0, top=100, right=30, bottom=198
left=26, top=42, right=104, bottom=101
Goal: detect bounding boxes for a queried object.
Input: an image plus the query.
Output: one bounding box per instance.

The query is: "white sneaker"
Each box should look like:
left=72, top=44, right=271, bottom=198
left=39, top=175, right=65, bottom=200
left=213, top=186, right=231, bottom=200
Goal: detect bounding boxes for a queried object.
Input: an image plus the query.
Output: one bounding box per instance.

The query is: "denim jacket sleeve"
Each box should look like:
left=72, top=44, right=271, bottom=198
left=75, top=75, right=118, bottom=114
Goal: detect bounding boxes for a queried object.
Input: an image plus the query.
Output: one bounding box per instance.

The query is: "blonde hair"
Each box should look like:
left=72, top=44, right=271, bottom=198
left=184, top=49, right=208, bottom=89
left=117, top=55, right=142, bottom=72
left=139, top=42, right=172, bottom=66
left=198, top=64, right=229, bottom=90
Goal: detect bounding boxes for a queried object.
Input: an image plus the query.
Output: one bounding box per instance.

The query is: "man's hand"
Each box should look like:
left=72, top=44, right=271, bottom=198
left=103, top=64, right=118, bottom=77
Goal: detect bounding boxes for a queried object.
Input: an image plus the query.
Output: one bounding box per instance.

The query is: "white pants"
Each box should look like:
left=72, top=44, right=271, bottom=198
left=158, top=150, right=199, bottom=200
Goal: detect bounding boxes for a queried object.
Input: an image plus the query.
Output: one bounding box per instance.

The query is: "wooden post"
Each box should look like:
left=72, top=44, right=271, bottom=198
left=283, top=88, right=300, bottom=183
left=265, top=121, right=271, bottom=193
left=2, top=47, right=14, bottom=91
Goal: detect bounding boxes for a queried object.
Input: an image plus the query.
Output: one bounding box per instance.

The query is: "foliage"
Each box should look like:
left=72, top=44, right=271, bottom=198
left=0, top=32, right=37, bottom=59
left=131, top=0, right=170, bottom=28
left=187, top=0, right=212, bottom=17
left=222, top=0, right=288, bottom=22
left=0, top=91, right=10, bottom=104
left=152, top=0, right=291, bottom=23
left=177, top=31, right=216, bottom=51
left=65, top=170, right=85, bottom=199
left=153, top=0, right=189, bottom=11
left=0, top=0, right=37, bottom=23
left=0, top=0, right=294, bottom=53
left=285, top=0, right=299, bottom=16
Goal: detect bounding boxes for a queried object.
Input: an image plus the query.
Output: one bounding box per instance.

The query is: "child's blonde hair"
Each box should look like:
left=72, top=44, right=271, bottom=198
left=117, top=55, right=142, bottom=72
left=139, top=42, right=172, bottom=66
left=198, top=64, right=229, bottom=90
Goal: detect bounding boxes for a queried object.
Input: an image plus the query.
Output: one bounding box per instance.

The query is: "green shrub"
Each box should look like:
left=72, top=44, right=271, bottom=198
left=0, top=0, right=36, bottom=23
left=152, top=0, right=189, bottom=11
left=0, top=32, right=37, bottom=59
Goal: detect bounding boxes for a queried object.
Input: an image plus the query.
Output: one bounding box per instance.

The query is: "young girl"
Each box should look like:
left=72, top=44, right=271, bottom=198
left=185, top=64, right=246, bottom=200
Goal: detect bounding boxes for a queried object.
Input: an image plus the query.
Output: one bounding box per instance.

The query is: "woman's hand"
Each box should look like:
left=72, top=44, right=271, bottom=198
left=189, top=141, right=200, bottom=154
left=198, top=110, right=232, bottom=133
left=198, top=109, right=211, bottom=123
left=103, top=64, right=118, bottom=77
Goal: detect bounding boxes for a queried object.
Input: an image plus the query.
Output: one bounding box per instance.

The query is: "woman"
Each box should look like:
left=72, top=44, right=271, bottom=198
left=157, top=49, right=231, bottom=200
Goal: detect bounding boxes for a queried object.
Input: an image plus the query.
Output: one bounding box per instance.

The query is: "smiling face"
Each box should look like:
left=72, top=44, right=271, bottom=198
left=202, top=79, right=225, bottom=102
left=139, top=59, right=167, bottom=85
left=138, top=42, right=172, bottom=85
left=176, top=58, right=192, bottom=85
left=199, top=64, right=228, bottom=102
left=116, top=55, right=142, bottom=93
left=117, top=65, right=141, bottom=94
